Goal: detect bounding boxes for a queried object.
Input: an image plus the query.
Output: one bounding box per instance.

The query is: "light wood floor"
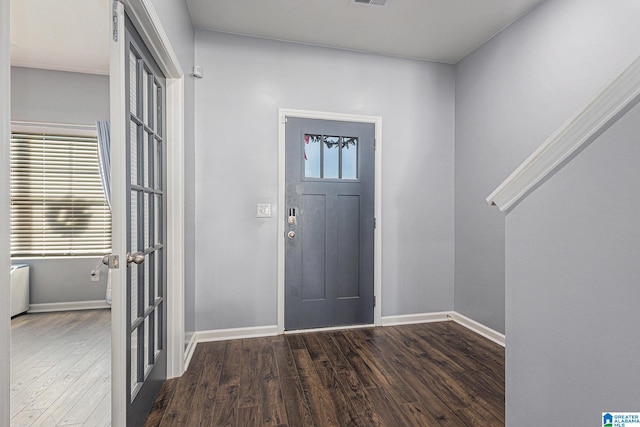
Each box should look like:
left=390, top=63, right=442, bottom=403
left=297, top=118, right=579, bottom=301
left=146, top=321, right=505, bottom=426
left=10, top=309, right=111, bottom=427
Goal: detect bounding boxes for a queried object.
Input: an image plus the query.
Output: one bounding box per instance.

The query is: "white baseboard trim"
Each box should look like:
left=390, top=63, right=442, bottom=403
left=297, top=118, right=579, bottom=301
left=28, top=300, right=111, bottom=313
left=195, top=325, right=279, bottom=343
left=183, top=332, right=197, bottom=371
left=450, top=312, right=505, bottom=347
left=381, top=311, right=452, bottom=326
left=284, top=323, right=375, bottom=335
left=381, top=311, right=505, bottom=347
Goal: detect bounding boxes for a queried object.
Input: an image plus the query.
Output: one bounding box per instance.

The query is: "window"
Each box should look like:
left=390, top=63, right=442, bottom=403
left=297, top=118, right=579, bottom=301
left=304, top=134, right=358, bottom=179
left=10, top=128, right=112, bottom=257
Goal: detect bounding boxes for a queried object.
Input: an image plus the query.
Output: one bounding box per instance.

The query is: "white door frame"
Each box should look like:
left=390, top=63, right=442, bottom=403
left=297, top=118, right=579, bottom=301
left=1, top=0, right=12, bottom=425
left=111, top=1, right=185, bottom=425
left=277, top=109, right=383, bottom=334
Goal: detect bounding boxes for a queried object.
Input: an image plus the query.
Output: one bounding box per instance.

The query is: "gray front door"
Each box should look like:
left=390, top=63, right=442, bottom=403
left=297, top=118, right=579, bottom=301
left=125, top=15, right=166, bottom=426
left=285, top=118, right=375, bottom=330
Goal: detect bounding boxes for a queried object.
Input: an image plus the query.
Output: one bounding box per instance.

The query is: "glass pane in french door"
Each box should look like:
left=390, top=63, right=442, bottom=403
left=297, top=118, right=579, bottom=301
left=125, top=13, right=166, bottom=421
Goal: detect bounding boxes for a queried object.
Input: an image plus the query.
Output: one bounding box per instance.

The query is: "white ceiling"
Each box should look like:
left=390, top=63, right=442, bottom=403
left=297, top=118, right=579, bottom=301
left=10, top=0, right=111, bottom=75
left=186, top=0, right=546, bottom=64
left=10, top=0, right=545, bottom=75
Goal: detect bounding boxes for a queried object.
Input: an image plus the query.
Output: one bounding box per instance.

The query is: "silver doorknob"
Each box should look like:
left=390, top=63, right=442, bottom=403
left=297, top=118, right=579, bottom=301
left=287, top=231, right=296, bottom=239
left=127, top=252, right=145, bottom=266
left=102, top=255, right=110, bottom=265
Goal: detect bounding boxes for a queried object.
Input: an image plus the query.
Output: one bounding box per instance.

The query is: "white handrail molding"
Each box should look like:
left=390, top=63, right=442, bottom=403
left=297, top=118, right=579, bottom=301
left=487, top=53, right=640, bottom=212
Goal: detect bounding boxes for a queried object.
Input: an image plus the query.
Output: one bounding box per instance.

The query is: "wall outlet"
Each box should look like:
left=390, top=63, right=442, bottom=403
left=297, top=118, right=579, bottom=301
left=90, top=269, right=100, bottom=282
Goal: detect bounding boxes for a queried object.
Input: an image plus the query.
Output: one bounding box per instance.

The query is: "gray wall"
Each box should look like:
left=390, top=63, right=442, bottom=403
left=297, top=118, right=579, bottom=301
left=11, top=67, right=109, bottom=125
left=151, top=0, right=196, bottom=343
left=505, top=97, right=640, bottom=425
left=16, top=258, right=108, bottom=305
left=11, top=67, right=110, bottom=304
left=194, top=31, right=455, bottom=330
left=454, top=0, right=640, bottom=334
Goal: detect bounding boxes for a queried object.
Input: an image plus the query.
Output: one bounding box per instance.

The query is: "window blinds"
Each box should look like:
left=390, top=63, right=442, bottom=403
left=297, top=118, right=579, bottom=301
left=10, top=131, right=112, bottom=256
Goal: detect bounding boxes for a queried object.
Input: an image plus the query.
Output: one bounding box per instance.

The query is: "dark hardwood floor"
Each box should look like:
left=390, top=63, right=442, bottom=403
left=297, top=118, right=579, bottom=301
left=146, top=321, right=504, bottom=426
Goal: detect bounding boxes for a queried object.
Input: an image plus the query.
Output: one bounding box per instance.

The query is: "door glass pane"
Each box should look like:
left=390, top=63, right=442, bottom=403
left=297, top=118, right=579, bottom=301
left=131, top=329, right=139, bottom=395
left=341, top=137, right=358, bottom=179
left=130, top=191, right=138, bottom=321
left=149, top=253, right=155, bottom=301
left=130, top=121, right=138, bottom=184
left=144, top=194, right=149, bottom=249
left=142, top=68, right=149, bottom=125
left=144, top=318, right=150, bottom=376
left=149, top=194, right=155, bottom=246
left=143, top=133, right=149, bottom=188
left=304, top=134, right=320, bottom=178
left=131, top=192, right=138, bottom=251
left=144, top=257, right=150, bottom=309
left=130, top=263, right=138, bottom=321
left=155, top=139, right=162, bottom=190
left=156, top=87, right=163, bottom=138
left=129, top=52, right=137, bottom=117
left=154, top=195, right=161, bottom=244
left=152, top=81, right=158, bottom=131
left=154, top=248, right=161, bottom=299
left=150, top=313, right=156, bottom=364
left=323, top=136, right=339, bottom=179
left=149, top=138, right=155, bottom=190
left=154, top=308, right=160, bottom=359
left=303, top=133, right=360, bottom=180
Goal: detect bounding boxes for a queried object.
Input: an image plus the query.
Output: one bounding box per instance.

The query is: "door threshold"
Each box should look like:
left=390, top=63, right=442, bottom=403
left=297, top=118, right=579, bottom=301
left=284, top=323, right=375, bottom=335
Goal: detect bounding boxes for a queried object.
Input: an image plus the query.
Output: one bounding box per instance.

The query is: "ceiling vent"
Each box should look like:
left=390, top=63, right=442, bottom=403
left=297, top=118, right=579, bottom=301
left=352, top=0, right=389, bottom=6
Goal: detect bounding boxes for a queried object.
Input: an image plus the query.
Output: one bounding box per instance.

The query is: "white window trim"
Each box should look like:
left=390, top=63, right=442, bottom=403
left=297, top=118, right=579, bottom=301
left=11, top=121, right=97, bottom=137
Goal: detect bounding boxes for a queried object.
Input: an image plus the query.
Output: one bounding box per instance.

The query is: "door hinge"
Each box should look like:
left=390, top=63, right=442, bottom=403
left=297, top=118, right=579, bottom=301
left=374, top=218, right=377, bottom=229
left=374, top=295, right=376, bottom=307
left=374, top=139, right=377, bottom=150
left=112, top=1, right=119, bottom=42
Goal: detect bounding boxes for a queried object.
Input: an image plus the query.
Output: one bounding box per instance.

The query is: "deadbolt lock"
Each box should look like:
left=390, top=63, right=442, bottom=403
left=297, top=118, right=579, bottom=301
left=102, top=254, right=120, bottom=269
left=288, top=207, right=297, bottom=225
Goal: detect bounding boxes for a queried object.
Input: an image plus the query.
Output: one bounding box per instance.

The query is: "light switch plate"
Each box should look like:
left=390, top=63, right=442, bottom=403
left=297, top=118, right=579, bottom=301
left=257, top=203, right=271, bottom=218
